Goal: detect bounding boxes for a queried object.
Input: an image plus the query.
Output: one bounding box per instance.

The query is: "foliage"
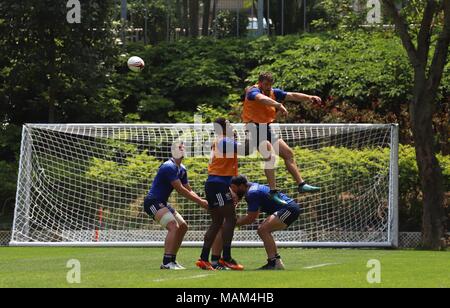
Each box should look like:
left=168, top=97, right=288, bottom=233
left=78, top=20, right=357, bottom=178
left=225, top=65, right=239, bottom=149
left=211, top=10, right=249, bottom=39
left=310, top=0, right=368, bottom=31
left=90, top=143, right=448, bottom=232
left=0, top=0, right=121, bottom=124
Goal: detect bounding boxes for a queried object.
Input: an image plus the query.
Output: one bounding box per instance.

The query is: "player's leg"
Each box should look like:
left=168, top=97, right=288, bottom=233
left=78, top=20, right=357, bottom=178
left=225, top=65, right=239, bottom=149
left=257, top=215, right=287, bottom=270
left=144, top=199, right=185, bottom=270
left=211, top=229, right=223, bottom=263
left=154, top=207, right=185, bottom=270
left=210, top=228, right=230, bottom=270
left=173, top=212, right=188, bottom=256
left=258, top=204, right=301, bottom=270
left=197, top=207, right=224, bottom=270
left=259, top=140, right=289, bottom=206
left=260, top=140, right=277, bottom=190
left=275, top=139, right=320, bottom=193
left=219, top=204, right=244, bottom=270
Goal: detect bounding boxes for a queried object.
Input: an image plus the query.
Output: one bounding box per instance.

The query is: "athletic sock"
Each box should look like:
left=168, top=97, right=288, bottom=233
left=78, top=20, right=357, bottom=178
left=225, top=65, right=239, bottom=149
left=163, top=254, right=173, bottom=265
left=298, top=182, right=306, bottom=188
left=211, top=255, right=221, bottom=265
left=172, top=255, right=177, bottom=263
left=223, top=246, right=232, bottom=261
left=200, top=246, right=211, bottom=262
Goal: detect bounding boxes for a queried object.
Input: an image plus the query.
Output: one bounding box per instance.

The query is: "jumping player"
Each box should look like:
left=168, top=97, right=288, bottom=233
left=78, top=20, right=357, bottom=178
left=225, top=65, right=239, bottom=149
left=196, top=118, right=244, bottom=271
left=229, top=175, right=302, bottom=270
left=144, top=142, right=208, bottom=270
left=242, top=72, right=322, bottom=205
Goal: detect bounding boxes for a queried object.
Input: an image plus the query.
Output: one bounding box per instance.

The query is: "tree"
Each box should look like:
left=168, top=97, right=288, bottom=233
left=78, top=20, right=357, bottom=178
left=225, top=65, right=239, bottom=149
left=189, top=0, right=200, bottom=37
left=0, top=0, right=121, bottom=124
left=202, top=0, right=211, bottom=36
left=382, top=0, right=450, bottom=250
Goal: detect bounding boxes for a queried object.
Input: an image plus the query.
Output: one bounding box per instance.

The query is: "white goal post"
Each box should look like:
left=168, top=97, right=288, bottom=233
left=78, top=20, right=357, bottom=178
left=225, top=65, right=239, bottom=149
left=10, top=123, right=399, bottom=248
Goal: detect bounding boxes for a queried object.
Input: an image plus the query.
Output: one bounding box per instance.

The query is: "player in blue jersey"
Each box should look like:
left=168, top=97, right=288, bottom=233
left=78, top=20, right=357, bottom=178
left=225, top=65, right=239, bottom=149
left=144, top=142, right=208, bottom=270
left=229, top=175, right=302, bottom=270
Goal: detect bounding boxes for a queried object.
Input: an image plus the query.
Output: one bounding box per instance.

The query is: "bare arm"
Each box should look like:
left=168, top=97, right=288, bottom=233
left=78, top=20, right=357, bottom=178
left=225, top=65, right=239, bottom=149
left=237, top=211, right=260, bottom=227
left=254, top=94, right=288, bottom=116
left=172, top=180, right=208, bottom=209
left=286, top=92, right=322, bottom=105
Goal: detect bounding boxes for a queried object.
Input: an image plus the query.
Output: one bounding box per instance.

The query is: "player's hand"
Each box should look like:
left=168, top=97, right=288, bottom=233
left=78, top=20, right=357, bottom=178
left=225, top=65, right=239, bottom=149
left=276, top=103, right=289, bottom=117
left=199, top=199, right=209, bottom=210
left=230, top=189, right=240, bottom=208
left=309, top=96, right=322, bottom=106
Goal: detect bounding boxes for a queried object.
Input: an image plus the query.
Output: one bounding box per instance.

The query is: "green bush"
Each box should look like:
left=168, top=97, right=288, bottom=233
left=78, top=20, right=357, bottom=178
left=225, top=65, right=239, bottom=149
left=86, top=145, right=450, bottom=231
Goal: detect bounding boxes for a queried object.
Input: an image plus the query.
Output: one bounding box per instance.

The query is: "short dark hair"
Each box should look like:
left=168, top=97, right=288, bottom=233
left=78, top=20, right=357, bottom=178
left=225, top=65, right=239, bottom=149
left=259, top=72, right=274, bottom=83
left=214, top=117, right=228, bottom=133
left=231, top=175, right=248, bottom=186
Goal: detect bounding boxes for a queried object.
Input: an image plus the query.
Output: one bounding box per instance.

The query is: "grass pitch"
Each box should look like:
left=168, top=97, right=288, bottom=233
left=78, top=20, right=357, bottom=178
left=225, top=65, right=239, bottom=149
left=0, top=247, right=449, bottom=288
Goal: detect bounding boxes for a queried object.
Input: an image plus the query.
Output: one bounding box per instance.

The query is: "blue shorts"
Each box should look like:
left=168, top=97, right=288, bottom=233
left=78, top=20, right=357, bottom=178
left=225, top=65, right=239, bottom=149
left=205, top=182, right=234, bottom=209
left=144, top=198, right=175, bottom=219
left=273, top=202, right=301, bottom=227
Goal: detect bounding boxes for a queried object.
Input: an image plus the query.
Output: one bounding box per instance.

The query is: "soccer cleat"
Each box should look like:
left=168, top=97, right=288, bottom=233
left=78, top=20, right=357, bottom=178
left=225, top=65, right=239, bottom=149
left=258, top=263, right=276, bottom=270
left=275, top=259, right=286, bottom=270
left=174, top=262, right=186, bottom=270
left=298, top=183, right=321, bottom=193
left=219, top=259, right=245, bottom=271
left=258, top=259, right=285, bottom=271
left=212, top=263, right=230, bottom=271
left=161, top=262, right=185, bottom=270
left=196, top=260, right=215, bottom=271
left=269, top=191, right=289, bottom=206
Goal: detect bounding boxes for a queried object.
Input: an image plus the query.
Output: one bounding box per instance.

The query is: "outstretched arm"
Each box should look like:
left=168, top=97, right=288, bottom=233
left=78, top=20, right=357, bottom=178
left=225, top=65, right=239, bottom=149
left=172, top=180, right=208, bottom=209
left=237, top=211, right=260, bottom=227
left=286, top=92, right=322, bottom=105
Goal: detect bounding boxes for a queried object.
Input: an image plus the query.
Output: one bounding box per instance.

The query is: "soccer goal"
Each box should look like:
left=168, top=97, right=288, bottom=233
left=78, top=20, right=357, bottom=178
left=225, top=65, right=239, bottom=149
left=10, top=123, right=399, bottom=247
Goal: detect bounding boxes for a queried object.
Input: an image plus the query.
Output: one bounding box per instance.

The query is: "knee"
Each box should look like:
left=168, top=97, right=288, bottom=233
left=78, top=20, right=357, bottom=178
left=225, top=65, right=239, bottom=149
left=281, top=148, right=294, bottom=162
left=166, top=221, right=179, bottom=232
left=226, top=216, right=237, bottom=227
left=179, top=222, right=188, bottom=234
left=257, top=225, right=267, bottom=237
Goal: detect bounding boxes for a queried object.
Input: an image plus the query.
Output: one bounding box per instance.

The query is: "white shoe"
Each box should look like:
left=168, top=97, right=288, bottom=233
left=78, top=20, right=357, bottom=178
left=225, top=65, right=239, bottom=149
left=160, top=262, right=185, bottom=270
left=275, top=259, right=286, bottom=270
left=174, top=262, right=186, bottom=270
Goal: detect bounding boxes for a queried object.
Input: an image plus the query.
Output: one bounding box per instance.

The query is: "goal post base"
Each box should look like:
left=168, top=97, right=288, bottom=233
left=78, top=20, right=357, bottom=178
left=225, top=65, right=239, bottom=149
left=9, top=241, right=397, bottom=248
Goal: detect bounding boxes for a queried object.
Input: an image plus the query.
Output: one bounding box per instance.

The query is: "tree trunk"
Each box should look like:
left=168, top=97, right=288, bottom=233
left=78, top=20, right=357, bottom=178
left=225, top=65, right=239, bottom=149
left=189, top=0, right=199, bottom=38
left=47, top=31, right=57, bottom=123
left=183, top=0, right=189, bottom=36
left=211, top=0, right=217, bottom=24
left=411, top=72, right=446, bottom=250
left=202, top=0, right=211, bottom=36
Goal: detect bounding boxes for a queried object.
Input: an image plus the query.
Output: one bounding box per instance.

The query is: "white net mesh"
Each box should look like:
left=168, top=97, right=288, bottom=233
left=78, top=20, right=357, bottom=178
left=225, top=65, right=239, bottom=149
left=11, top=124, right=398, bottom=247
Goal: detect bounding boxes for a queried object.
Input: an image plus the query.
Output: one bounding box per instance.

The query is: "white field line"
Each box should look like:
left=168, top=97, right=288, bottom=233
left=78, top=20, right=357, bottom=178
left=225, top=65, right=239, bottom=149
left=303, top=263, right=340, bottom=270
left=153, top=274, right=213, bottom=283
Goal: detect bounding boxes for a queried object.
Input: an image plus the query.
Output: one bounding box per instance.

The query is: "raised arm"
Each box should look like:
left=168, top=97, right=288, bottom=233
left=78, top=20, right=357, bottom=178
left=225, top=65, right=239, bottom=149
left=285, top=92, right=322, bottom=105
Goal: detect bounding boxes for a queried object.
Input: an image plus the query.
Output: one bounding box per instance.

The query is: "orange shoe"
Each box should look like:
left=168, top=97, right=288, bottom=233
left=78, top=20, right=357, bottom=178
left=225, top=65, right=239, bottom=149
left=219, top=258, right=244, bottom=271
left=196, top=260, right=215, bottom=271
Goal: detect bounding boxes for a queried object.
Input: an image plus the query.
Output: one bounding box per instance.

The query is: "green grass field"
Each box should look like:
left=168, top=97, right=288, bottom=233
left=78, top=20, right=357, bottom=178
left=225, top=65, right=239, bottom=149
left=0, top=248, right=449, bottom=288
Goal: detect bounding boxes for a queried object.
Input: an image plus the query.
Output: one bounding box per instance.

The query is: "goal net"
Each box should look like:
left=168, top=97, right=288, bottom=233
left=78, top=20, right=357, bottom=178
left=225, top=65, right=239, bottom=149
left=11, top=123, right=399, bottom=247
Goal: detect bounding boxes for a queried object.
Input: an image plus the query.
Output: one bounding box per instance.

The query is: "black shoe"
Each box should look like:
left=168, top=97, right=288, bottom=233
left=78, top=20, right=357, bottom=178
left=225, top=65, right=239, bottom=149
left=258, top=263, right=276, bottom=270
left=212, top=263, right=230, bottom=271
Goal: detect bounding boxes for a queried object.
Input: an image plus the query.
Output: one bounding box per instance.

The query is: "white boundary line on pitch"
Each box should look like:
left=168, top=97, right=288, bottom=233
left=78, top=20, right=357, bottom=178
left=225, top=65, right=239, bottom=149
left=303, top=263, right=340, bottom=270
left=153, top=274, right=213, bottom=283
